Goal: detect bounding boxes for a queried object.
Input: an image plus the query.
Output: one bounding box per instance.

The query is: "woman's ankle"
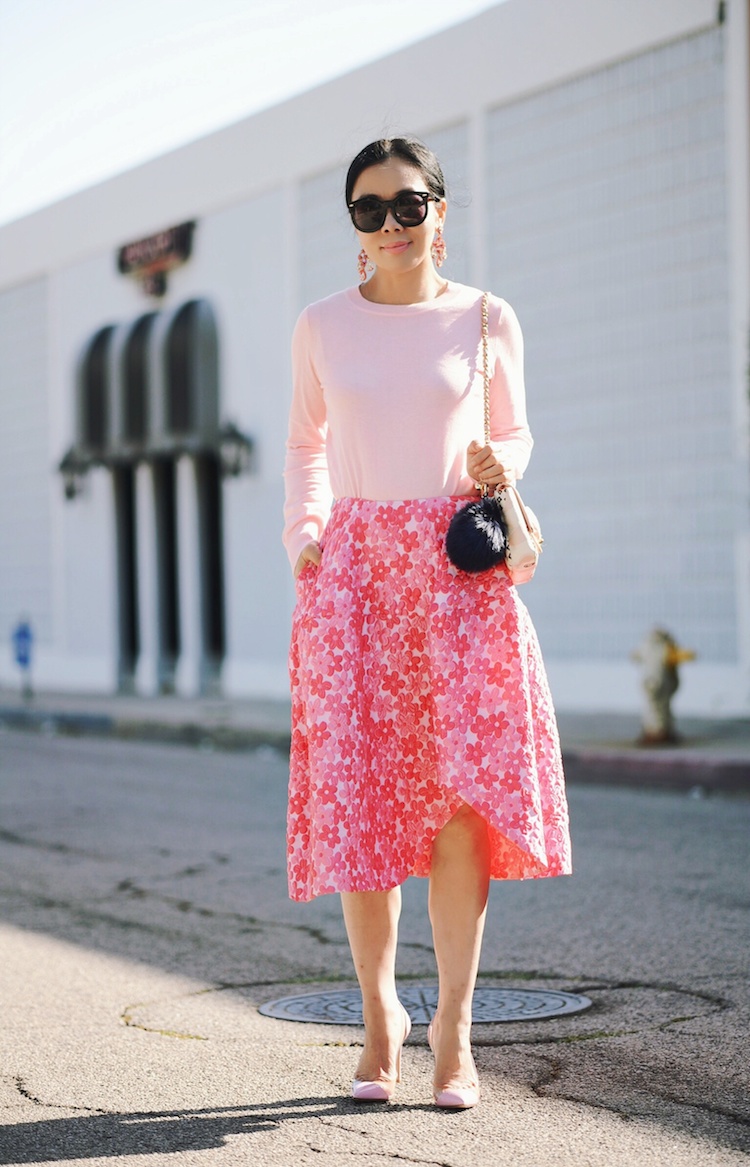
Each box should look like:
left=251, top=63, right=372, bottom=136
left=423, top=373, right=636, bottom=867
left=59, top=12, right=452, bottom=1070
left=361, top=993, right=403, bottom=1030
left=431, top=1008, right=473, bottom=1039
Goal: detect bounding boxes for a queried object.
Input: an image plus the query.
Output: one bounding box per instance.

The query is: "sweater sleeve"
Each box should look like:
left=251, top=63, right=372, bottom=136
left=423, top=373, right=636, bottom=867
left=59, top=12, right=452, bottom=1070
left=489, top=298, right=533, bottom=481
left=282, top=307, right=334, bottom=572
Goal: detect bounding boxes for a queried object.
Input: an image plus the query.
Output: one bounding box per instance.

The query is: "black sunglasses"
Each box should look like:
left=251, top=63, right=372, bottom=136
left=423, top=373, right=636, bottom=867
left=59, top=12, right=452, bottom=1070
left=347, top=190, right=440, bottom=233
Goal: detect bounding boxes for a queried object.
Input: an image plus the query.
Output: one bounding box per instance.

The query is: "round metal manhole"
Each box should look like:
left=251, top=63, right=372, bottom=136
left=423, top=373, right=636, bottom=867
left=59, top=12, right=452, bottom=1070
left=259, top=985, right=592, bottom=1025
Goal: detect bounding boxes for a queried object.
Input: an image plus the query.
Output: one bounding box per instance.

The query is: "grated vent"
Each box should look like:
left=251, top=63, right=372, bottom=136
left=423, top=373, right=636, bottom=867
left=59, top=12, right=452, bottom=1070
left=259, top=985, right=592, bottom=1025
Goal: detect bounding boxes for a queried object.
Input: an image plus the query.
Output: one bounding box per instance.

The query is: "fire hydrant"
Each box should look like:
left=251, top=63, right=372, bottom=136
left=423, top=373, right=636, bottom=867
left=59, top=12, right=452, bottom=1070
left=631, top=627, right=696, bottom=744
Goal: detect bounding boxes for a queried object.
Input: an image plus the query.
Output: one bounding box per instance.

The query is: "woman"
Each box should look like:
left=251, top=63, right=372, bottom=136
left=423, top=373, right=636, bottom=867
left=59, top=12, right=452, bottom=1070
left=283, top=137, right=571, bottom=1109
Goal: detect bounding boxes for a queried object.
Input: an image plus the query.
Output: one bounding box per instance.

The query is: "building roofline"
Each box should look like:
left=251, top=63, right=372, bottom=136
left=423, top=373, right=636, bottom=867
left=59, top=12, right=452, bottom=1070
left=0, top=0, right=718, bottom=291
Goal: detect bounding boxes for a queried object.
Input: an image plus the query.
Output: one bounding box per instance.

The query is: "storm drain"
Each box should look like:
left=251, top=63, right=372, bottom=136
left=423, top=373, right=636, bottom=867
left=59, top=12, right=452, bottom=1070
left=259, top=985, right=592, bottom=1025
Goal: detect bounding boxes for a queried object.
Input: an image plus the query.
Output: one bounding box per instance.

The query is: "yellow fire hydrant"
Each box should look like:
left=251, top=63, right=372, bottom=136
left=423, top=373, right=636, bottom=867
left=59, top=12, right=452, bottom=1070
left=631, top=628, right=696, bottom=744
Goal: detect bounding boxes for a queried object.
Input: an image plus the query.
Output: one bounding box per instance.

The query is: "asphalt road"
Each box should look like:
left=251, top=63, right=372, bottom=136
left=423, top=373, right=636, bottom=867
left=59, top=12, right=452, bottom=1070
left=1, top=730, right=748, bottom=1167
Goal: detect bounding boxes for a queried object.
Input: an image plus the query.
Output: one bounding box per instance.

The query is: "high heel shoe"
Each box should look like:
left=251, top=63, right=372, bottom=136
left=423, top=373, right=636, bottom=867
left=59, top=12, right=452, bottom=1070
left=351, top=1004, right=412, bottom=1102
left=427, top=1021, right=480, bottom=1110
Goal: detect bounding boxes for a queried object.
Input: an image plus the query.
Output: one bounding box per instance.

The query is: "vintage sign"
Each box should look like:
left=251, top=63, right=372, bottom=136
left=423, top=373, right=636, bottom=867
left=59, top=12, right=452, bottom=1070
left=117, top=221, right=196, bottom=297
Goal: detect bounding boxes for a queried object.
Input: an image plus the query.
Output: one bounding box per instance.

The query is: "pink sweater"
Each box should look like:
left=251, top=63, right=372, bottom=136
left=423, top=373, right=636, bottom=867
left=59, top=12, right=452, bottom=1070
left=283, top=282, right=533, bottom=571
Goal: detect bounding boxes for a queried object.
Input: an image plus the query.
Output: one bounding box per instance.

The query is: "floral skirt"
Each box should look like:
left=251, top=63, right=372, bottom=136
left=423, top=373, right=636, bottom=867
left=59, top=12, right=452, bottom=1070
left=287, top=496, right=571, bottom=902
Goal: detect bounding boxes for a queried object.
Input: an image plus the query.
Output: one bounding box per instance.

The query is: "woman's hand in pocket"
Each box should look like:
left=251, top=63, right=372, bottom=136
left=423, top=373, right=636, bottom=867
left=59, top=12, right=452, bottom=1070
left=294, top=541, right=322, bottom=580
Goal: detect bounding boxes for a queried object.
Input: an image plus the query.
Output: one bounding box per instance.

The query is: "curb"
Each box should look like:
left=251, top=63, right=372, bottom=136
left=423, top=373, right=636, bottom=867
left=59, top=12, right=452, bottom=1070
left=0, top=707, right=115, bottom=737
left=0, top=706, right=291, bottom=753
left=114, top=720, right=292, bottom=752
left=2, top=705, right=748, bottom=794
left=562, top=748, right=750, bottom=795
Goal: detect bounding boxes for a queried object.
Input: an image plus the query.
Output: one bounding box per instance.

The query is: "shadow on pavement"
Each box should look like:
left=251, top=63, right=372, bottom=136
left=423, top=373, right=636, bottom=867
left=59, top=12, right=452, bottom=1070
left=2, top=1096, right=435, bottom=1163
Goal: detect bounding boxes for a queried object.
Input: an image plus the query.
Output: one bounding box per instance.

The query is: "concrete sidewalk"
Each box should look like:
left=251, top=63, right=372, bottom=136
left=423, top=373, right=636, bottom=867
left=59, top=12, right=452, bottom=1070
left=1, top=686, right=749, bottom=793
left=2, top=731, right=749, bottom=1166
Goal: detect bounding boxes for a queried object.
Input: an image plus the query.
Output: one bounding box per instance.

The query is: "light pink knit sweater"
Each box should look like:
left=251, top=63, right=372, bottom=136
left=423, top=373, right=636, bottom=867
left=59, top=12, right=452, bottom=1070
left=282, top=282, right=532, bottom=571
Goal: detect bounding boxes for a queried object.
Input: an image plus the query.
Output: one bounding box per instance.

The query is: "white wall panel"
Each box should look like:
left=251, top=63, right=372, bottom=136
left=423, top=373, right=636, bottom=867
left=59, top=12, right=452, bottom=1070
left=486, top=28, right=736, bottom=665
left=298, top=166, right=355, bottom=310
left=425, top=122, right=471, bottom=288
left=175, top=455, right=201, bottom=696
left=198, top=191, right=296, bottom=679
left=0, top=279, right=53, bottom=654
left=61, top=468, right=115, bottom=668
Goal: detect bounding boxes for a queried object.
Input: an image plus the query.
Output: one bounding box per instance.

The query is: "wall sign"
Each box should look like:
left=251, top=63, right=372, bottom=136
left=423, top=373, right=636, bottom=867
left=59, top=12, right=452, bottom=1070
left=117, top=221, right=196, bottom=297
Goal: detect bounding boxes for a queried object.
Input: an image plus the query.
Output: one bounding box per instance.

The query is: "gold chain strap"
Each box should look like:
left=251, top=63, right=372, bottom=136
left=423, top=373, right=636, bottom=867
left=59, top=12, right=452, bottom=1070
left=481, top=292, right=490, bottom=445
left=480, top=292, right=491, bottom=496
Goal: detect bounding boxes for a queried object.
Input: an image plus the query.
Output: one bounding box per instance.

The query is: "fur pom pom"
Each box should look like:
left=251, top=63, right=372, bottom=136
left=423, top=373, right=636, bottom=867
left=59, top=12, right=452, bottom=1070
left=445, top=497, right=508, bottom=573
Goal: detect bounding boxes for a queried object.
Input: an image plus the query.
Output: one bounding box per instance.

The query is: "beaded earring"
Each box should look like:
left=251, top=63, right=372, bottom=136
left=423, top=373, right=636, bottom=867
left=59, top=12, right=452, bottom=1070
left=358, top=248, right=374, bottom=282
left=432, top=226, right=447, bottom=268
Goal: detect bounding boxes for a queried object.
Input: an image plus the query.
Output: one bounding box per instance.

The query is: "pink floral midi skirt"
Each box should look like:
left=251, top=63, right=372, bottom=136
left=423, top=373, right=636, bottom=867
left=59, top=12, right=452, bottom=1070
left=288, top=496, right=571, bottom=902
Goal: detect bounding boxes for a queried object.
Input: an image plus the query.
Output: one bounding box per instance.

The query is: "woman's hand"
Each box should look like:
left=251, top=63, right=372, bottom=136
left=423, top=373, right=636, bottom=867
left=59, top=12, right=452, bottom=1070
left=294, top=541, right=322, bottom=580
left=466, top=440, right=515, bottom=491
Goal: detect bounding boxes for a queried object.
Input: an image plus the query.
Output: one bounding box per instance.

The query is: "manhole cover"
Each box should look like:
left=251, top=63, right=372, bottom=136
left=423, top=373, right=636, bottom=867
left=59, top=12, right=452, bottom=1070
left=259, top=985, right=591, bottom=1025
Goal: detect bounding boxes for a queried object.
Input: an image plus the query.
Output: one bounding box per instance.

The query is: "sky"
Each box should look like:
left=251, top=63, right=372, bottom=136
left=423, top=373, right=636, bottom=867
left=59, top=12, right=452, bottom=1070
left=0, top=0, right=502, bottom=226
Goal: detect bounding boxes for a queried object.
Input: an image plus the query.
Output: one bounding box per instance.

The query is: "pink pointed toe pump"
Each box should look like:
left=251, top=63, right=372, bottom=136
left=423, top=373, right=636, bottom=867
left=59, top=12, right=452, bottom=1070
left=427, top=1021, right=480, bottom=1110
left=351, top=1004, right=412, bottom=1103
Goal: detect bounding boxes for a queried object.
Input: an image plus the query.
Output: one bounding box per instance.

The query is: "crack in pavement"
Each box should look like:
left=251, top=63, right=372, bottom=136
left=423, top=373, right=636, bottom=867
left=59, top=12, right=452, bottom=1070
left=120, top=979, right=357, bottom=1042
left=0, top=887, right=196, bottom=942
left=13, top=1078, right=48, bottom=1107
left=120, top=1002, right=209, bottom=1042
left=310, top=1147, right=455, bottom=1167
left=565, top=978, right=730, bottom=1011
left=526, top=1052, right=564, bottom=1093
left=110, top=879, right=341, bottom=946
left=314, top=1120, right=456, bottom=1166
left=137, top=855, right=232, bottom=884
left=13, top=1077, right=105, bottom=1114
left=0, top=880, right=339, bottom=953
left=0, top=828, right=103, bottom=860
left=632, top=1090, right=750, bottom=1131
left=474, top=1027, right=643, bottom=1048
left=548, top=1086, right=750, bottom=1135
left=525, top=1051, right=750, bottom=1132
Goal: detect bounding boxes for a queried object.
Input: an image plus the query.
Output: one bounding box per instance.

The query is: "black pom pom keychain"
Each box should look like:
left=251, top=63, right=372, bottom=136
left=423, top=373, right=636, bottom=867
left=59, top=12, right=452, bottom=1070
left=445, top=293, right=509, bottom=574
left=445, top=493, right=507, bottom=573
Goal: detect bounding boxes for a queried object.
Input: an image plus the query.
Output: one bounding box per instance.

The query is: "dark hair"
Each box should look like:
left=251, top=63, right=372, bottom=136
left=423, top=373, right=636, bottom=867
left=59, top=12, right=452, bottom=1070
left=345, top=137, right=446, bottom=205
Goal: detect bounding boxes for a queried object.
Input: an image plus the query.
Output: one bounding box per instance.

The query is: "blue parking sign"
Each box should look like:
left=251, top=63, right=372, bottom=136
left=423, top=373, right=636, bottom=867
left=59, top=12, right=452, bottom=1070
left=12, top=621, right=32, bottom=669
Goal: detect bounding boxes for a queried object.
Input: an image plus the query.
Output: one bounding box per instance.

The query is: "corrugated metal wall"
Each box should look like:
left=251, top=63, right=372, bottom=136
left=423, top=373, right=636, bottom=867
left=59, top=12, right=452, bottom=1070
left=0, top=278, right=54, bottom=648
left=486, top=28, right=733, bottom=663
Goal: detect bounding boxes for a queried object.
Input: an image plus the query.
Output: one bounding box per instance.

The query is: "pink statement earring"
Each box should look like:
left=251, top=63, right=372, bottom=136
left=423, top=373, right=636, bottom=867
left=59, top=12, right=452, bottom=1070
left=432, top=226, right=447, bottom=268
left=358, top=248, right=374, bottom=282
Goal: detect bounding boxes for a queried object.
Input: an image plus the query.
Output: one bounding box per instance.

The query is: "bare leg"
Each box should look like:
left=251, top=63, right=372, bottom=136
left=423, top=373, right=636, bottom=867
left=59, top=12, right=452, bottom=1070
left=341, top=886, right=406, bottom=1084
left=428, top=804, right=490, bottom=1093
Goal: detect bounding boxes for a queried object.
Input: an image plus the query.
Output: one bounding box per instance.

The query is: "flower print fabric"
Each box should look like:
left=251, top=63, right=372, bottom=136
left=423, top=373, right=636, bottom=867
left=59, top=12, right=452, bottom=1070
left=287, top=496, right=571, bottom=903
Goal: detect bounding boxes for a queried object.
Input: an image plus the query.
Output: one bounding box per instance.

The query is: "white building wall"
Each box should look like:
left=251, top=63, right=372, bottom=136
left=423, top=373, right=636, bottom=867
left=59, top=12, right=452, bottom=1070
left=299, top=167, right=354, bottom=310
left=0, top=279, right=53, bottom=680
left=200, top=190, right=297, bottom=695
left=3, top=191, right=298, bottom=696
left=134, top=462, right=158, bottom=693
left=59, top=469, right=116, bottom=689
left=32, top=245, right=155, bottom=690
left=484, top=25, right=741, bottom=712
left=0, top=0, right=745, bottom=714
left=426, top=122, right=472, bottom=289
left=725, top=0, right=750, bottom=711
